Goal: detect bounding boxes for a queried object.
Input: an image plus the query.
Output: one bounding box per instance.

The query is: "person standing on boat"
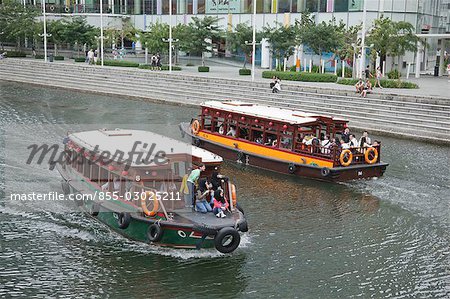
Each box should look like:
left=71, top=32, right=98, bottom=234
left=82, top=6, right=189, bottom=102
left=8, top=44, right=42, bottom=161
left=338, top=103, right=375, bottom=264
left=180, top=168, right=192, bottom=207
left=341, top=127, right=350, bottom=143
left=187, top=163, right=205, bottom=207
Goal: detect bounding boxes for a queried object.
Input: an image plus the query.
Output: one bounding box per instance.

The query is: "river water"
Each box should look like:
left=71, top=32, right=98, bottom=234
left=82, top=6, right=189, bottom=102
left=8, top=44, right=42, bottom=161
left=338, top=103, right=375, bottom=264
left=0, top=82, right=449, bottom=298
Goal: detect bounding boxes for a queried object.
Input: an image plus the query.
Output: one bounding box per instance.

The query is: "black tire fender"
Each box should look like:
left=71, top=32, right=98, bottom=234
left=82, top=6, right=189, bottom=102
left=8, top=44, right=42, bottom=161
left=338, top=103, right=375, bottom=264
left=237, top=220, right=248, bottom=233
left=236, top=203, right=245, bottom=215
left=214, top=227, right=241, bottom=254
left=118, top=212, right=131, bottom=229
left=193, top=138, right=201, bottom=147
left=288, top=163, right=296, bottom=174
left=147, top=223, right=163, bottom=242
left=193, top=224, right=217, bottom=236
left=321, top=167, right=331, bottom=177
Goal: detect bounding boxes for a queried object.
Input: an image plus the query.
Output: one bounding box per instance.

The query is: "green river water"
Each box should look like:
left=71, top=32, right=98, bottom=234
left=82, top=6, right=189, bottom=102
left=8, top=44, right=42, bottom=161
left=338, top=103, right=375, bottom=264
left=0, top=82, right=449, bottom=298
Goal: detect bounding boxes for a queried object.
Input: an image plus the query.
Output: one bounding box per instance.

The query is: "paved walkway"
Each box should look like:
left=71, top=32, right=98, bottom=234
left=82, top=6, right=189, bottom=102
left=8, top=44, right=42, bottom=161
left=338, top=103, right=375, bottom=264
left=15, top=57, right=450, bottom=100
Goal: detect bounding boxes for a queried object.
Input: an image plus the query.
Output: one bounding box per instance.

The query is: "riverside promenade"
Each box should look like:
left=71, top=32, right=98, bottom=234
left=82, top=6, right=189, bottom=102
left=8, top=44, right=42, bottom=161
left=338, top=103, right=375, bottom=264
left=0, top=58, right=449, bottom=144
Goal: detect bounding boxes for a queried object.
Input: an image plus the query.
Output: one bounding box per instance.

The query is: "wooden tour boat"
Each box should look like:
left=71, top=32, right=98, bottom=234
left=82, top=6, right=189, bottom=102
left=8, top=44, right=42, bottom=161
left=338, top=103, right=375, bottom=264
left=180, top=101, right=388, bottom=182
left=56, top=129, right=248, bottom=254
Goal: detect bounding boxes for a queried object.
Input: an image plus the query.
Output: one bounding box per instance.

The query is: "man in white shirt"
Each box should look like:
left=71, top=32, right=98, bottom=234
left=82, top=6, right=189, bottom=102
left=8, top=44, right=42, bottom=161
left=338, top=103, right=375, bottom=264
left=226, top=126, right=236, bottom=137
left=349, top=134, right=359, bottom=148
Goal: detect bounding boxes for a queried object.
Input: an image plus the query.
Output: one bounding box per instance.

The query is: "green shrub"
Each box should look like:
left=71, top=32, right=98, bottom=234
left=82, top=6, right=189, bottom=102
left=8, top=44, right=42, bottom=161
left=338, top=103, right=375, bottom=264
left=262, top=71, right=337, bottom=82
left=239, top=68, right=251, bottom=75
left=54, top=56, right=64, bottom=60
left=337, top=67, right=353, bottom=78
left=35, top=54, right=45, bottom=59
left=139, top=64, right=182, bottom=71
left=198, top=66, right=210, bottom=72
left=336, top=78, right=418, bottom=89
left=387, top=69, right=401, bottom=79
left=186, top=63, right=195, bottom=66
left=74, top=57, right=86, bottom=62
left=5, top=51, right=26, bottom=57
left=97, top=60, right=139, bottom=67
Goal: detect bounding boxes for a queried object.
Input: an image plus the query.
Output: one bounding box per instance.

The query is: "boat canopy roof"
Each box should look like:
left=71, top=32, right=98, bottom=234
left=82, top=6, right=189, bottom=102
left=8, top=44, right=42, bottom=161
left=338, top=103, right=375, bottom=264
left=202, top=101, right=347, bottom=125
left=69, top=129, right=222, bottom=167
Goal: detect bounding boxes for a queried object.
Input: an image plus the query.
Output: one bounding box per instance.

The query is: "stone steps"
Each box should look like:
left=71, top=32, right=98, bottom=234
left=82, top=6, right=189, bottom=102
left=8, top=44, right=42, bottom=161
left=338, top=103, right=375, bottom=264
left=3, top=69, right=450, bottom=141
left=1, top=59, right=449, bottom=143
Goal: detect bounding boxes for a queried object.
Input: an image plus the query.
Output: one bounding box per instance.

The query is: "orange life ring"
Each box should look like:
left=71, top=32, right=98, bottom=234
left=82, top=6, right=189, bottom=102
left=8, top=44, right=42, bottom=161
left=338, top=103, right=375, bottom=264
left=339, top=149, right=353, bottom=167
left=141, top=190, right=159, bottom=217
left=230, top=184, right=237, bottom=206
left=364, top=147, right=378, bottom=164
left=191, top=120, right=200, bottom=135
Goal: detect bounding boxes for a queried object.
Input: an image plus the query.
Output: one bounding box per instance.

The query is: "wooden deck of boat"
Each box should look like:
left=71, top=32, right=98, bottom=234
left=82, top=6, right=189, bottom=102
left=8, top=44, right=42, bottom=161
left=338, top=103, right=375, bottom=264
left=173, top=208, right=240, bottom=227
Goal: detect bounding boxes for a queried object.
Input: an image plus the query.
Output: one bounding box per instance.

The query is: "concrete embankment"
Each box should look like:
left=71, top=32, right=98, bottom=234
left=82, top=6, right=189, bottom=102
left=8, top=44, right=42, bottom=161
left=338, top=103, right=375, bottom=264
left=0, top=58, right=449, bottom=144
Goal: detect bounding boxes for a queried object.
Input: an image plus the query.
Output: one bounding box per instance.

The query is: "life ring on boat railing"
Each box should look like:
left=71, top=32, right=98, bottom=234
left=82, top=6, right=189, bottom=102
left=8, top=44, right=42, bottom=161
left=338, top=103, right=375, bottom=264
left=191, top=119, right=200, bottom=135
left=339, top=149, right=353, bottom=167
left=90, top=202, right=100, bottom=216
left=230, top=184, right=237, bottom=206
left=117, top=212, right=131, bottom=229
left=288, top=163, right=296, bottom=174
left=147, top=223, right=163, bottom=242
left=321, top=167, right=331, bottom=177
left=214, top=227, right=241, bottom=254
left=141, top=191, right=159, bottom=217
left=364, top=147, right=378, bottom=164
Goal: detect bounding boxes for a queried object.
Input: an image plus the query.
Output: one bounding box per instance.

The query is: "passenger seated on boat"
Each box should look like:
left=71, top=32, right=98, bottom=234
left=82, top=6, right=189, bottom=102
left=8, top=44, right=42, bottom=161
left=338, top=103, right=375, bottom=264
left=195, top=178, right=213, bottom=213
left=349, top=134, right=359, bottom=148
left=213, top=189, right=229, bottom=218
left=101, top=176, right=121, bottom=191
left=226, top=126, right=236, bottom=137
left=372, top=140, right=380, bottom=147
left=359, top=131, right=372, bottom=147
left=321, top=136, right=331, bottom=154
left=255, top=137, right=263, bottom=144
left=311, top=137, right=321, bottom=153
left=302, top=133, right=314, bottom=145
left=271, top=139, right=278, bottom=147
left=340, top=139, right=350, bottom=149
left=218, top=124, right=225, bottom=135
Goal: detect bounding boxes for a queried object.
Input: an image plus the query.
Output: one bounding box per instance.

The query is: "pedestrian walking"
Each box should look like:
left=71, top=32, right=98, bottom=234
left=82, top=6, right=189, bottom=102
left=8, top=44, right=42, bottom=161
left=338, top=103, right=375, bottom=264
left=375, top=67, right=383, bottom=88
left=32, top=45, right=36, bottom=57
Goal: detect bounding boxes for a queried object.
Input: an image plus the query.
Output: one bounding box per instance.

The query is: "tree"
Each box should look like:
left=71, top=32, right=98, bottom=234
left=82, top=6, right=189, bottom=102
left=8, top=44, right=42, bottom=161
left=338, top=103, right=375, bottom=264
left=0, top=0, right=39, bottom=50
left=367, top=16, right=419, bottom=71
left=47, top=19, right=70, bottom=55
left=180, top=16, right=222, bottom=66
left=301, top=19, right=345, bottom=69
left=227, top=22, right=261, bottom=69
left=263, top=22, right=296, bottom=71
left=140, top=22, right=169, bottom=54
left=62, top=17, right=98, bottom=56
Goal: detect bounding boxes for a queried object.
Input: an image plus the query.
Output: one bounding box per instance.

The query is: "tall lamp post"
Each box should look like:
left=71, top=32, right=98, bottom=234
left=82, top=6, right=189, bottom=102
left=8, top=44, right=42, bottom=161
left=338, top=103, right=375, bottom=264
left=360, top=0, right=367, bottom=78
left=251, top=0, right=256, bottom=81
left=100, top=0, right=104, bottom=66
left=39, top=0, right=51, bottom=62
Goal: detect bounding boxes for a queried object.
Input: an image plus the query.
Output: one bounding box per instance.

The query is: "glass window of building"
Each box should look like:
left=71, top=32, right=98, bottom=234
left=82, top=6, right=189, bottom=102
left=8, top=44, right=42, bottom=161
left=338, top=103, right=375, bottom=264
left=198, top=0, right=205, bottom=13
left=318, top=0, right=326, bottom=12
left=263, top=0, right=272, bottom=13
left=334, top=0, right=348, bottom=12
left=305, top=0, right=318, bottom=12
left=278, top=0, right=291, bottom=13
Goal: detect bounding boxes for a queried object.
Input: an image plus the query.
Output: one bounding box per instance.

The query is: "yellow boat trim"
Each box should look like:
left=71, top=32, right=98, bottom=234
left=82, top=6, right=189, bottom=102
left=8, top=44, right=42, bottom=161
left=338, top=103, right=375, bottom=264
left=198, top=132, right=334, bottom=168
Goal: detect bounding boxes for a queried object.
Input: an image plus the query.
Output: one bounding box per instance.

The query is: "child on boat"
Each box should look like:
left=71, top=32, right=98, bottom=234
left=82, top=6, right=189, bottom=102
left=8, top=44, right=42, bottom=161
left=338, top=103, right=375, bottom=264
left=213, top=189, right=229, bottom=218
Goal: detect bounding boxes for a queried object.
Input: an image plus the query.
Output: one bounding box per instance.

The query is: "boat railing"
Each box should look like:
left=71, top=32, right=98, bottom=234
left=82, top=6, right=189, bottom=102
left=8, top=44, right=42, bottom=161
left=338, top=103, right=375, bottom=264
left=332, top=145, right=381, bottom=167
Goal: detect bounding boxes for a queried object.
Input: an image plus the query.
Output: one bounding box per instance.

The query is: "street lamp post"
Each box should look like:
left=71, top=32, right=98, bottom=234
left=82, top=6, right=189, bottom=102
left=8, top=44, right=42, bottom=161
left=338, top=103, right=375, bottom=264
left=251, top=0, right=256, bottom=81
left=169, top=0, right=172, bottom=73
left=360, top=0, right=367, bottom=78
left=100, top=0, right=104, bottom=66
left=39, top=0, right=50, bottom=62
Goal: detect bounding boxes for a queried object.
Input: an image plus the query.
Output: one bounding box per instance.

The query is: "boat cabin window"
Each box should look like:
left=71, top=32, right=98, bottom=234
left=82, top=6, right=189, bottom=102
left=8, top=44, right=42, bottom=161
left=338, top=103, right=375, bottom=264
left=280, top=130, right=293, bottom=150
left=91, top=164, right=100, bottom=184
left=250, top=123, right=264, bottom=144
left=202, top=115, right=212, bottom=131
left=237, top=121, right=250, bottom=140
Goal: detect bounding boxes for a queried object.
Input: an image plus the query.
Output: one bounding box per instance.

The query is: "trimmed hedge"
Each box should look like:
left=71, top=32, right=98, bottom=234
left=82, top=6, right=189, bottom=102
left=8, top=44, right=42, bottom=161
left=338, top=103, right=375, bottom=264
left=74, top=57, right=86, bottom=62
left=239, top=68, right=251, bottom=75
left=35, top=54, right=45, bottom=59
left=97, top=60, right=139, bottom=67
left=186, top=63, right=195, bottom=66
left=337, top=78, right=418, bottom=89
left=138, top=64, right=182, bottom=71
left=54, top=56, right=64, bottom=60
left=5, top=51, right=26, bottom=57
left=262, top=71, right=337, bottom=82
left=198, top=66, right=210, bottom=72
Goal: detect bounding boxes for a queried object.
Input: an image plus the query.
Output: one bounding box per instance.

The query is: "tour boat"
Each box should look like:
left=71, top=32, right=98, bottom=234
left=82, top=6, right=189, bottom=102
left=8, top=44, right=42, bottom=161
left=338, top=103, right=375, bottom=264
left=180, top=101, right=388, bottom=182
left=56, top=129, right=248, bottom=254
